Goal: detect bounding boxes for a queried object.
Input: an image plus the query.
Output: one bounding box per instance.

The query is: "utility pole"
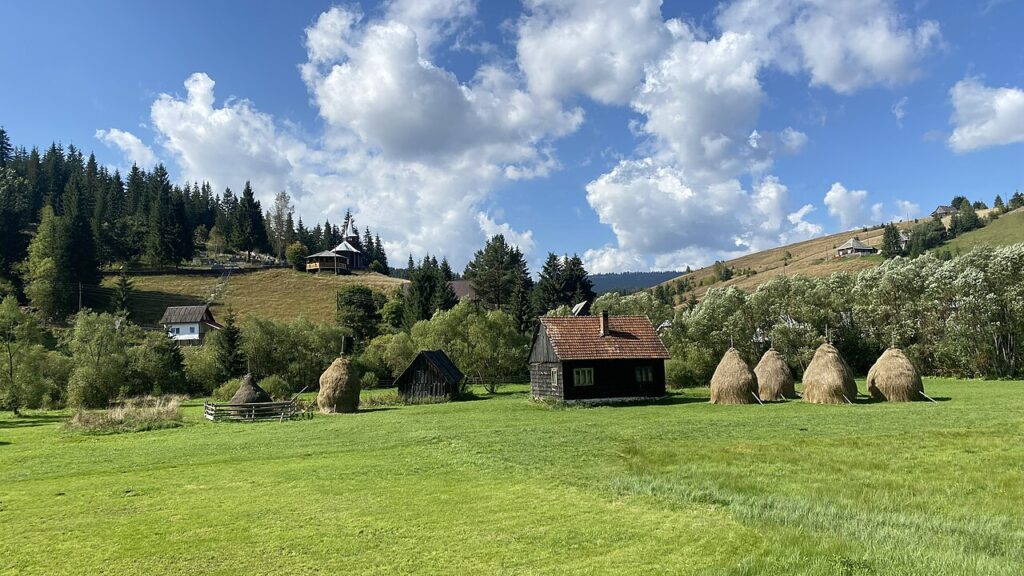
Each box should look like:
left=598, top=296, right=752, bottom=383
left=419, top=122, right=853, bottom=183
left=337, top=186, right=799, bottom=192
left=78, top=282, right=82, bottom=312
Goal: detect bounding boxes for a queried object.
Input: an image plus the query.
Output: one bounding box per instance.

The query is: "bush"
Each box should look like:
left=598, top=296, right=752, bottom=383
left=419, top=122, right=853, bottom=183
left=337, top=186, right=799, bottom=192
left=259, top=375, right=291, bottom=400
left=285, top=242, right=308, bottom=271
left=125, top=331, right=186, bottom=397
left=182, top=345, right=223, bottom=395
left=360, top=372, right=380, bottom=389
left=212, top=378, right=242, bottom=402
left=65, top=395, right=185, bottom=434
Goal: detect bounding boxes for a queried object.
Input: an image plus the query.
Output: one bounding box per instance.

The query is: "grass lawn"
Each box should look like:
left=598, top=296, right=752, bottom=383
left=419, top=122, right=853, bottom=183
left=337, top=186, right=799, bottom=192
left=941, top=208, right=1024, bottom=254
left=3, top=379, right=1024, bottom=575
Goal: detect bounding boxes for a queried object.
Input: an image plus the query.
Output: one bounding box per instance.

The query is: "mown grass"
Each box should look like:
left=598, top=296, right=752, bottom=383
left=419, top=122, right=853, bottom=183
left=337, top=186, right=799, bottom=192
left=2, top=379, right=1023, bottom=575
left=99, top=268, right=407, bottom=325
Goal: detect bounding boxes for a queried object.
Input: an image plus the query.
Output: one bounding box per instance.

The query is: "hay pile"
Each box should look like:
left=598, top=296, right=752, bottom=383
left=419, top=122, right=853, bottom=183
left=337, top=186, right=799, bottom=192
left=755, top=349, right=795, bottom=401
left=802, top=343, right=858, bottom=404
left=317, top=357, right=360, bottom=413
left=866, top=348, right=923, bottom=402
left=710, top=348, right=759, bottom=405
left=230, top=374, right=272, bottom=404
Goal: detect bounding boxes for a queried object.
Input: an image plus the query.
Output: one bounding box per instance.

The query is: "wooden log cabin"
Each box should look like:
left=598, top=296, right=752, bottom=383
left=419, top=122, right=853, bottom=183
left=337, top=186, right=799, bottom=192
left=394, top=350, right=464, bottom=401
left=529, top=311, right=670, bottom=402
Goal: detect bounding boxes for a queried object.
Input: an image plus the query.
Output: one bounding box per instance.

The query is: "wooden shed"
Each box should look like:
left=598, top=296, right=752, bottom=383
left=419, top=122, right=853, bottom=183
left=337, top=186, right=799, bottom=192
left=528, top=311, right=670, bottom=402
left=395, top=350, right=464, bottom=401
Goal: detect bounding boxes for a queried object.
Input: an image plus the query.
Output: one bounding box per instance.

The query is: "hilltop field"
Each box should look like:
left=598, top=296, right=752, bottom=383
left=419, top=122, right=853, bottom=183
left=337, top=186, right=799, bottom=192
left=97, top=269, right=407, bottom=325
left=3, top=379, right=1024, bottom=575
left=661, top=207, right=1022, bottom=300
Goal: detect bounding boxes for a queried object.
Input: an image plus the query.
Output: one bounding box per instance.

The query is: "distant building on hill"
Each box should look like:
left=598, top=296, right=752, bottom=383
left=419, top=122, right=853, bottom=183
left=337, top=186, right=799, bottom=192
left=528, top=311, right=669, bottom=402
left=836, top=237, right=876, bottom=258
left=305, top=235, right=364, bottom=274
left=159, top=305, right=221, bottom=344
left=931, top=205, right=957, bottom=218
left=899, top=230, right=911, bottom=252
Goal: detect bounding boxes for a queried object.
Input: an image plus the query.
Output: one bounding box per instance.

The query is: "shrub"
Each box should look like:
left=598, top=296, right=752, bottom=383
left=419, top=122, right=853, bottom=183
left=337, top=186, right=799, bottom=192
left=212, top=378, right=242, bottom=402
left=182, top=345, right=223, bottom=395
left=360, top=372, right=380, bottom=389
left=359, top=390, right=401, bottom=408
left=65, top=395, right=185, bottom=434
left=125, top=331, right=186, bottom=397
left=259, top=375, right=291, bottom=400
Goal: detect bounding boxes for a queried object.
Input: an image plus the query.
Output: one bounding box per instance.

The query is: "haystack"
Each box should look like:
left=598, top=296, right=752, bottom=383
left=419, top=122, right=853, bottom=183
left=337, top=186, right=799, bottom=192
left=802, top=343, right=858, bottom=404
left=317, top=357, right=360, bottom=413
left=710, top=348, right=759, bottom=405
left=755, top=349, right=796, bottom=401
left=230, top=374, right=272, bottom=404
left=866, top=348, right=923, bottom=402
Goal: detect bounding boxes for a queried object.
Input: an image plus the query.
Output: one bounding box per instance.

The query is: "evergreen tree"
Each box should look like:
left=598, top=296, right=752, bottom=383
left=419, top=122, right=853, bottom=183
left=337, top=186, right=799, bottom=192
left=404, top=257, right=457, bottom=327
left=374, top=233, right=389, bottom=274
left=464, top=235, right=532, bottom=313
left=532, top=253, right=566, bottom=315
left=144, top=166, right=180, bottom=266
left=439, top=257, right=453, bottom=281
left=216, top=187, right=237, bottom=243
left=1010, top=191, right=1024, bottom=210
left=562, top=255, right=595, bottom=306
left=994, top=194, right=1005, bottom=212
left=62, top=173, right=100, bottom=285
left=232, top=181, right=269, bottom=258
left=111, top=268, right=133, bottom=317
left=880, top=223, right=902, bottom=258
left=125, top=164, right=146, bottom=217
left=211, top=308, right=245, bottom=380
left=950, top=195, right=969, bottom=210
left=0, top=127, right=12, bottom=167
left=336, top=285, right=381, bottom=344
left=0, top=167, right=31, bottom=276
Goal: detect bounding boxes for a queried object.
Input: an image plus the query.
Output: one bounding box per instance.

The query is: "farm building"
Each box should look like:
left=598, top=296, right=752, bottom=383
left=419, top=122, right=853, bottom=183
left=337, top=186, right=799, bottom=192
left=931, top=205, right=957, bottom=218
left=395, top=350, right=464, bottom=401
left=836, top=237, right=876, bottom=257
left=529, top=311, right=670, bottom=402
left=159, top=304, right=222, bottom=344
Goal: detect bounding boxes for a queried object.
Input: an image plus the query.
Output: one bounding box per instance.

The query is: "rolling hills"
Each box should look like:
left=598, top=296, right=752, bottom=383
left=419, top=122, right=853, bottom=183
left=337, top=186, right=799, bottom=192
left=659, top=207, right=1024, bottom=300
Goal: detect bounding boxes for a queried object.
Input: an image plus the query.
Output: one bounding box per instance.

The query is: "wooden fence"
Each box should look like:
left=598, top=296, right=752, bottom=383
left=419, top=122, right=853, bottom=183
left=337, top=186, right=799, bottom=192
left=204, top=400, right=299, bottom=422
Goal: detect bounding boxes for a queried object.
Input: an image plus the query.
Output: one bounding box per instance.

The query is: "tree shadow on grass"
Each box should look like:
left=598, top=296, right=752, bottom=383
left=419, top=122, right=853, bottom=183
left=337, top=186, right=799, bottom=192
left=0, top=440, right=12, bottom=446
left=0, top=414, right=66, bottom=429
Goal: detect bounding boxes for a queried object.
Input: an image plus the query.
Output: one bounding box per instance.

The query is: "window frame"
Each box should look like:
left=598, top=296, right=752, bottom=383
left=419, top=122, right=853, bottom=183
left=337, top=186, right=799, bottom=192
left=635, top=365, right=654, bottom=384
left=573, top=367, right=595, bottom=387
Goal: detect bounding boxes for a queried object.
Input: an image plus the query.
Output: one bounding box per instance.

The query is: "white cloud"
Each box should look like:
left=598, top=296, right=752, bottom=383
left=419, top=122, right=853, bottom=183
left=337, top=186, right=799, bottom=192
left=517, top=0, right=669, bottom=105
left=385, top=0, right=476, bottom=56
left=94, top=128, right=157, bottom=169
left=583, top=246, right=650, bottom=274
left=893, top=96, right=908, bottom=126
left=717, top=0, right=941, bottom=94
left=948, top=77, right=1024, bottom=152
left=304, top=7, right=362, bottom=64
left=824, top=182, right=869, bottom=229
left=870, top=199, right=921, bottom=223
left=782, top=203, right=824, bottom=244
left=476, top=213, right=536, bottom=255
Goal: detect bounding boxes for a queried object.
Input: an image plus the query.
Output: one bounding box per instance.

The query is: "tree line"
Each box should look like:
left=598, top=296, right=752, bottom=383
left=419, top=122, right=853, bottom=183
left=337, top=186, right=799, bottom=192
left=0, top=127, right=391, bottom=320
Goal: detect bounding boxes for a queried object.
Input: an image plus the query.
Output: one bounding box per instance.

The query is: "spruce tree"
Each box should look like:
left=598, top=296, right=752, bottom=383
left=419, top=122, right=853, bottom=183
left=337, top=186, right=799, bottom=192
left=111, top=268, right=133, bottom=317
left=994, top=194, right=1005, bottom=212
left=144, top=167, right=179, bottom=266
left=880, top=223, right=902, bottom=258
left=0, top=127, right=12, bottom=167
left=562, top=255, right=595, bottom=306
left=62, top=173, right=100, bottom=285
left=212, top=309, right=245, bottom=380
left=232, top=182, right=269, bottom=258
left=532, top=253, right=566, bottom=315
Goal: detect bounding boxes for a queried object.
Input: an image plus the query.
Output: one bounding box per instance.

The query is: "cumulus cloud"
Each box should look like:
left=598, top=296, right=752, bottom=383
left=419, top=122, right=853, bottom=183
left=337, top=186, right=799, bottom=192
left=385, top=0, right=476, bottom=56
left=948, top=77, right=1024, bottom=152
left=893, top=96, right=909, bottom=126
left=583, top=246, right=650, bottom=274
left=824, top=182, right=869, bottom=229
left=517, top=0, right=669, bottom=105
left=717, top=0, right=941, bottom=93
left=476, top=212, right=536, bottom=255
left=94, top=128, right=157, bottom=169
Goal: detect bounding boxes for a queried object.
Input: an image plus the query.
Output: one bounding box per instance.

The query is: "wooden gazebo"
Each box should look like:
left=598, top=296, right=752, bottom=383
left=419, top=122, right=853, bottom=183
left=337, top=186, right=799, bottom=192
left=305, top=250, right=349, bottom=274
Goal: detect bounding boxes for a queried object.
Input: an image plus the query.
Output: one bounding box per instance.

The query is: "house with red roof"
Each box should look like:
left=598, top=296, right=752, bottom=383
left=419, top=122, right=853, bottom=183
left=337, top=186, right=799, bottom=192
left=528, top=311, right=670, bottom=402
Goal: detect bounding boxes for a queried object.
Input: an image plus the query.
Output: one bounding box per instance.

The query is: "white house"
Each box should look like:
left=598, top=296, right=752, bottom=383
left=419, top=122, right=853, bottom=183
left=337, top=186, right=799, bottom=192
left=159, top=305, right=222, bottom=344
left=836, top=238, right=877, bottom=257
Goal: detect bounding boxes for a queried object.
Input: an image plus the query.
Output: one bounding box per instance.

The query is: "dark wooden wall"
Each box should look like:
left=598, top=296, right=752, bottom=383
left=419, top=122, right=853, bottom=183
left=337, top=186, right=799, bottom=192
left=562, top=359, right=665, bottom=401
left=397, top=357, right=457, bottom=401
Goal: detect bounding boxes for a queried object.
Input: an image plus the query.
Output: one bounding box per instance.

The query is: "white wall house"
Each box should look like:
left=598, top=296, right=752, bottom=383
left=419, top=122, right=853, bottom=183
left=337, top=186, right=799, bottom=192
left=159, top=305, right=222, bottom=344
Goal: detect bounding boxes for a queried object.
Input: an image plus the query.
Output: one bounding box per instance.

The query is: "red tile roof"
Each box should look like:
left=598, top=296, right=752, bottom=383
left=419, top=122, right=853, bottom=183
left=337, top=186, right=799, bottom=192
left=539, top=315, right=670, bottom=360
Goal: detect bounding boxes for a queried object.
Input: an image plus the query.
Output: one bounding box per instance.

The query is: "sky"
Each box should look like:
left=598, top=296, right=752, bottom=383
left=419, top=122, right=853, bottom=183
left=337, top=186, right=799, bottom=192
left=3, top=0, right=1024, bottom=272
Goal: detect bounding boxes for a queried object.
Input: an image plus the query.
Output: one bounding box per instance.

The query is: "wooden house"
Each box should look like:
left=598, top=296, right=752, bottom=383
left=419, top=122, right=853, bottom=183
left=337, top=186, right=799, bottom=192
left=836, top=237, right=876, bottom=257
left=528, top=311, right=670, bottom=402
left=159, top=305, right=222, bottom=344
left=304, top=237, right=364, bottom=273
left=395, top=350, right=464, bottom=401
left=931, top=205, right=957, bottom=218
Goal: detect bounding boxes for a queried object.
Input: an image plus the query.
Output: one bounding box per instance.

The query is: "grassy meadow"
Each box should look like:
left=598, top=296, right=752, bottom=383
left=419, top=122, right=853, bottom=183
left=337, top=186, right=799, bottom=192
left=3, top=379, right=1024, bottom=575
left=96, top=268, right=407, bottom=325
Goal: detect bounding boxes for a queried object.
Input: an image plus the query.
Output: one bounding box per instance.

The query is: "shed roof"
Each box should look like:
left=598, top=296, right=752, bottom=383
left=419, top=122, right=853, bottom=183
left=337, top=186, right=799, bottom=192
left=396, top=350, right=464, bottom=384
left=449, top=280, right=477, bottom=301
left=159, top=305, right=212, bottom=324
left=538, top=315, right=670, bottom=360
left=836, top=238, right=873, bottom=251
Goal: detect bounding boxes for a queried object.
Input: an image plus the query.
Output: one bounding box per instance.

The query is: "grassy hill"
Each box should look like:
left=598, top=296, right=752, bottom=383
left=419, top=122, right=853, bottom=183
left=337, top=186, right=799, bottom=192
left=97, top=268, right=407, bottom=325
left=4, top=379, right=1024, bottom=574
left=661, top=208, right=1024, bottom=301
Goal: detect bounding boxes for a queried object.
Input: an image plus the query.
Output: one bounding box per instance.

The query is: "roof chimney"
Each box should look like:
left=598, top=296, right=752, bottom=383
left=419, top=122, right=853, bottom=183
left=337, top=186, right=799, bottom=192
left=599, top=310, right=610, bottom=337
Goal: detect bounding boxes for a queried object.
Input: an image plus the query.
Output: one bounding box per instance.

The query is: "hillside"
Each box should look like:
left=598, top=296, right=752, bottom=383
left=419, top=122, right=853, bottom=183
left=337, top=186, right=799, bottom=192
left=591, top=271, right=683, bottom=294
left=98, top=268, right=407, bottom=325
left=660, top=207, right=1024, bottom=301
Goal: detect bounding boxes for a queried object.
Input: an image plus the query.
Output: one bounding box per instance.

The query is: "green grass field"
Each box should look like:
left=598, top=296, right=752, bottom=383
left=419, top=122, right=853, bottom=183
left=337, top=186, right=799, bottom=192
left=942, top=208, right=1024, bottom=254
left=3, top=379, right=1024, bottom=575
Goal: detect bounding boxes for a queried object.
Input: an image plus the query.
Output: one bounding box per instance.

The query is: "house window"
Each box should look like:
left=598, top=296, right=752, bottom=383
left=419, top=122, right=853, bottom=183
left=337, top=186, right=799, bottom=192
left=172, top=327, right=180, bottom=335
left=550, top=368, right=558, bottom=387
left=635, top=366, right=654, bottom=383
left=190, top=326, right=196, bottom=334
left=574, top=368, right=594, bottom=387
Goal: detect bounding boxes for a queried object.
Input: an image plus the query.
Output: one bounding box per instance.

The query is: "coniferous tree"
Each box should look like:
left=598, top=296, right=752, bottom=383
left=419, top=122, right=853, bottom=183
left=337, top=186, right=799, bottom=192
left=562, top=254, right=595, bottom=306
left=532, top=253, right=566, bottom=315
left=439, top=257, right=453, bottom=281
left=211, top=308, right=245, bottom=380
left=111, top=268, right=133, bottom=317
left=0, top=167, right=31, bottom=276
left=144, top=166, right=180, bottom=266
left=880, top=223, right=903, bottom=258
left=62, top=173, right=100, bottom=286
left=994, top=194, right=1005, bottom=212
left=1009, top=191, right=1024, bottom=210
left=464, top=235, right=534, bottom=327
left=232, top=181, right=269, bottom=258
left=404, top=257, right=457, bottom=327
left=0, top=127, right=12, bottom=167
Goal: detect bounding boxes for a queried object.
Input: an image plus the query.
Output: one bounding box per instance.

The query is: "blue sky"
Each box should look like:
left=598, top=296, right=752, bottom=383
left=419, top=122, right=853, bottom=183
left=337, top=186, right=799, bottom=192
left=3, top=0, right=1024, bottom=271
